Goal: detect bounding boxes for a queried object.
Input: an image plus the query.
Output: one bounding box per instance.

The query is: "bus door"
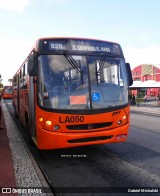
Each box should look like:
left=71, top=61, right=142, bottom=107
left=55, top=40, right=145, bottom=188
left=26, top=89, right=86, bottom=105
left=17, top=74, right=20, bottom=116
left=28, top=76, right=36, bottom=136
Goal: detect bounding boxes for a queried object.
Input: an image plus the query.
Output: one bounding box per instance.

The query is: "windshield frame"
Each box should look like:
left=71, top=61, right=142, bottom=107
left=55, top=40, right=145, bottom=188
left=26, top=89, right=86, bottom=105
left=36, top=52, right=129, bottom=114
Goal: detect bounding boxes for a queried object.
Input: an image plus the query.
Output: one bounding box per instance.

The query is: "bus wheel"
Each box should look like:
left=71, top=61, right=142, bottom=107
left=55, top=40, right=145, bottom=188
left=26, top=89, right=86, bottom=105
left=25, top=116, right=30, bottom=135
left=25, top=116, right=35, bottom=147
left=15, top=112, right=19, bottom=119
left=13, top=104, right=19, bottom=118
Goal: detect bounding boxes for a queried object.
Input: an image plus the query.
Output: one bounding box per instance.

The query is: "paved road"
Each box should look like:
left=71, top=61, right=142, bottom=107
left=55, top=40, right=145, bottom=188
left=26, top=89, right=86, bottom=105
left=4, top=99, right=160, bottom=196
left=130, top=112, right=160, bottom=134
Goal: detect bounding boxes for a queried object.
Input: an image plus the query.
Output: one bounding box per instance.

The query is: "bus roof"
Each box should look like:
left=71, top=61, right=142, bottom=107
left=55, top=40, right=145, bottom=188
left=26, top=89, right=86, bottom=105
left=34, top=37, right=119, bottom=46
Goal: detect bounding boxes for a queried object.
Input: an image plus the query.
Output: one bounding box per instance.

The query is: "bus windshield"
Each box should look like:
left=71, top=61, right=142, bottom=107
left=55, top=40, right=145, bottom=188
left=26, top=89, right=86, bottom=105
left=38, top=54, right=128, bottom=110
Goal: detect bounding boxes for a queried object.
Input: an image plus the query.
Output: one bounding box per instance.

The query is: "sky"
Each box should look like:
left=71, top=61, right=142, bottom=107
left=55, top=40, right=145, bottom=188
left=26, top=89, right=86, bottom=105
left=0, top=0, right=160, bottom=85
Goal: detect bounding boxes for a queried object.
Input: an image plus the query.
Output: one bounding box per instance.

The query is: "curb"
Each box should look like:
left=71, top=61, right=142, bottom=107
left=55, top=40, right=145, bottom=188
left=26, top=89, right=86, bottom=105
left=130, top=108, right=160, bottom=117
left=2, top=99, right=54, bottom=196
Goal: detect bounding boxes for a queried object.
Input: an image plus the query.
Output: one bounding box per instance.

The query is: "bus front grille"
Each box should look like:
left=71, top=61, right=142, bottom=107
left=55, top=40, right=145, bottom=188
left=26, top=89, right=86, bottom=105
left=67, top=136, right=113, bottom=143
left=66, top=122, right=112, bottom=130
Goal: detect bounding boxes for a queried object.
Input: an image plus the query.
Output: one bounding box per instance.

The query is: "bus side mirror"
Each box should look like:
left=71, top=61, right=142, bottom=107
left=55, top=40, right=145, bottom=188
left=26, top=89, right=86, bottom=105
left=126, top=63, right=133, bottom=86
left=28, top=52, right=37, bottom=76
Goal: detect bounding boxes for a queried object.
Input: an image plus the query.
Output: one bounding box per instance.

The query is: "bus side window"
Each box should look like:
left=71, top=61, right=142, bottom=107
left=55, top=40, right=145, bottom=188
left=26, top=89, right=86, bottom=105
left=20, top=67, right=23, bottom=88
left=25, top=62, right=28, bottom=76
left=20, top=63, right=28, bottom=89
left=23, top=62, right=28, bottom=89
left=13, top=75, right=17, bottom=90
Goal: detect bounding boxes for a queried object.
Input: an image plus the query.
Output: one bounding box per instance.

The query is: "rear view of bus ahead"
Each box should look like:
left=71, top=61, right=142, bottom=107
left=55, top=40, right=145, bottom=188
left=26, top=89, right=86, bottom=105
left=2, top=86, right=13, bottom=99
left=12, top=37, right=133, bottom=149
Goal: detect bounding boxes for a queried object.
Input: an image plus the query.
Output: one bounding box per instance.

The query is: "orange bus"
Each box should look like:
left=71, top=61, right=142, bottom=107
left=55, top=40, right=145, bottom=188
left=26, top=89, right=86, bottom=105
left=2, top=86, right=13, bottom=99
left=12, top=37, right=133, bottom=150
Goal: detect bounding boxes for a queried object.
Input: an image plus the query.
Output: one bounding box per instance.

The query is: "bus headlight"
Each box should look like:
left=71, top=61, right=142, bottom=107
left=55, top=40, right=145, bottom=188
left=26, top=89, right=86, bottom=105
left=54, top=125, right=60, bottom=130
left=117, top=115, right=127, bottom=125
left=44, top=120, right=60, bottom=131
left=45, top=120, right=52, bottom=126
left=122, top=115, right=127, bottom=120
left=117, top=120, right=122, bottom=125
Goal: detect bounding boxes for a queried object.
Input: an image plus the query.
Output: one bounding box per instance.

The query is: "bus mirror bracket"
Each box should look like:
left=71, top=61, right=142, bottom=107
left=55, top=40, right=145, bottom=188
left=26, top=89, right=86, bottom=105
left=126, top=63, right=133, bottom=86
left=28, top=51, right=37, bottom=76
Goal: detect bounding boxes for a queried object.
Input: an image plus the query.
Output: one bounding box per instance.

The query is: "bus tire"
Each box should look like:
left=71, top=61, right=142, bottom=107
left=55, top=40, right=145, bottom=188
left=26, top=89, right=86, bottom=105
left=25, top=115, right=30, bottom=135
left=13, top=103, right=19, bottom=118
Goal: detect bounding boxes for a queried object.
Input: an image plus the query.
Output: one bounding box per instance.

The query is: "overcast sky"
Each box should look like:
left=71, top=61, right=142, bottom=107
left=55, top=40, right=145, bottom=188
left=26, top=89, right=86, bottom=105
left=0, top=0, right=160, bottom=85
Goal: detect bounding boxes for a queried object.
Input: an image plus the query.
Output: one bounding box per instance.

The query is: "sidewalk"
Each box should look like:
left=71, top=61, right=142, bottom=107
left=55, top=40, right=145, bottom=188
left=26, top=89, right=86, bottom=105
left=0, top=101, right=17, bottom=196
left=130, top=105, right=160, bottom=116
left=0, top=100, right=53, bottom=196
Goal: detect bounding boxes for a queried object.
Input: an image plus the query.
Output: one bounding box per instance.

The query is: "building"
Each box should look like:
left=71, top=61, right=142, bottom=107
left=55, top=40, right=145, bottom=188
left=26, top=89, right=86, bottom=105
left=131, top=64, right=160, bottom=97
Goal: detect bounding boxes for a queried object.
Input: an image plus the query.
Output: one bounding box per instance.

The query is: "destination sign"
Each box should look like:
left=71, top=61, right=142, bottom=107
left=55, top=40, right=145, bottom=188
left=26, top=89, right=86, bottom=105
left=42, top=39, right=122, bottom=55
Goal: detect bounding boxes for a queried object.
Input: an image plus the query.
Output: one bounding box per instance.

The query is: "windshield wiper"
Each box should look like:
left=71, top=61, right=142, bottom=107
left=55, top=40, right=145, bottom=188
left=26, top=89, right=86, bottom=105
left=63, top=51, right=83, bottom=84
left=96, top=52, right=118, bottom=85
left=98, top=52, right=118, bottom=74
left=63, top=51, right=81, bottom=72
left=98, top=53, right=108, bottom=74
left=95, top=53, right=107, bottom=85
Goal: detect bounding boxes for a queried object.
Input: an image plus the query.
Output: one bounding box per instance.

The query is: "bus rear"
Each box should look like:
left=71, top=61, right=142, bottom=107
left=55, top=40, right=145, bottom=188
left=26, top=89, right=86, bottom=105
left=2, top=86, right=12, bottom=99
left=13, top=38, right=133, bottom=149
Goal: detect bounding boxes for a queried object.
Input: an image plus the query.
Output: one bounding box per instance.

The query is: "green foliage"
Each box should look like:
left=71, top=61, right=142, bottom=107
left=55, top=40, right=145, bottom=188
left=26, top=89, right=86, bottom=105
left=0, top=83, right=3, bottom=88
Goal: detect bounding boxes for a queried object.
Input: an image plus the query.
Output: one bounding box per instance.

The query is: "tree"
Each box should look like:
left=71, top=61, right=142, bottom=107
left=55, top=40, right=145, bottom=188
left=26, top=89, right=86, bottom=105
left=8, top=79, right=12, bottom=86
left=0, top=74, right=2, bottom=83
left=0, top=74, right=3, bottom=91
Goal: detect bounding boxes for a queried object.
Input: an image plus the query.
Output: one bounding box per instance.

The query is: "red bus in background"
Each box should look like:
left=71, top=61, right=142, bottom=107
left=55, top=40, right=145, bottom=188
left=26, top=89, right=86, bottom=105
left=12, top=37, right=133, bottom=150
left=1, top=86, right=12, bottom=99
